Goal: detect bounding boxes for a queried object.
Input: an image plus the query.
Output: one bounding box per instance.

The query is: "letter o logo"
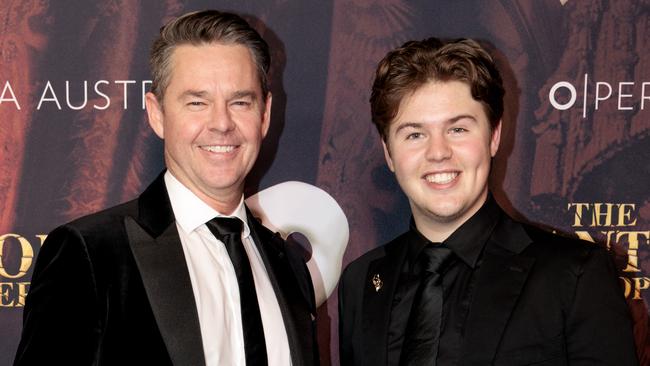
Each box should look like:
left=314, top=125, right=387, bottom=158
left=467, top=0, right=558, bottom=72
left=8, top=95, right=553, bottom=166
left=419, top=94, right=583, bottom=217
left=549, top=81, right=577, bottom=110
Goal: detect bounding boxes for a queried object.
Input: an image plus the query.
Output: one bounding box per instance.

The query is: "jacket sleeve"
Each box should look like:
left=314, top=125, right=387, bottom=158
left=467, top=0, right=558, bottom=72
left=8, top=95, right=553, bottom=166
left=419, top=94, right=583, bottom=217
left=338, top=264, right=355, bottom=366
left=565, top=246, right=638, bottom=365
left=13, top=225, right=101, bottom=366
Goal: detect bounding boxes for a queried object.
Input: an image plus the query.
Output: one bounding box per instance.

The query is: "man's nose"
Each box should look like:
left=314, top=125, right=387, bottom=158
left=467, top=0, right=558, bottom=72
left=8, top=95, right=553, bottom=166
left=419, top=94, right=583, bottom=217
left=425, top=133, right=452, bottom=161
left=208, top=104, right=236, bottom=132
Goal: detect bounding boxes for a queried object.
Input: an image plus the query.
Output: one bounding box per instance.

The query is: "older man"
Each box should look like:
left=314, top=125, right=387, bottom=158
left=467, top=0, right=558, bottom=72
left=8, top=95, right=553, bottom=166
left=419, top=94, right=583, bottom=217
left=15, top=10, right=317, bottom=366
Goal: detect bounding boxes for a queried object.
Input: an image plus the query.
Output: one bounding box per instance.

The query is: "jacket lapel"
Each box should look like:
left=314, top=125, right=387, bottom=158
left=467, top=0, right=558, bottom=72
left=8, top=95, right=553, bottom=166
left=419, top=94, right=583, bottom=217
left=247, top=207, right=317, bottom=365
left=124, top=173, right=205, bottom=366
left=362, top=234, right=410, bottom=366
left=459, top=215, right=535, bottom=366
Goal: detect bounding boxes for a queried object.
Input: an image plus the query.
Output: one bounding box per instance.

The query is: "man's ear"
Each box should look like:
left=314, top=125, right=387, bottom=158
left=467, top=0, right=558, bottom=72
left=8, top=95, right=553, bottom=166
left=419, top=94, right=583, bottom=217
left=490, top=120, right=502, bottom=157
left=382, top=139, right=395, bottom=172
left=145, top=92, right=164, bottom=139
left=261, top=92, right=272, bottom=139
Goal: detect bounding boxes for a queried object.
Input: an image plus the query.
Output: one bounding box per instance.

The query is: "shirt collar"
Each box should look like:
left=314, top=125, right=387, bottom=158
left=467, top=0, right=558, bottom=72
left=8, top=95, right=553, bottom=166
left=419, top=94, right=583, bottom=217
left=408, top=193, right=501, bottom=269
left=164, top=171, right=250, bottom=237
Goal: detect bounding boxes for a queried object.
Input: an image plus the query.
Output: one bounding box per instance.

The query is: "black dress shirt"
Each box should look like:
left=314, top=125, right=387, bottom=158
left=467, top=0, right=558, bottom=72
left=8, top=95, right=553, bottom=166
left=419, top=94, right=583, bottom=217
left=388, top=196, right=502, bottom=365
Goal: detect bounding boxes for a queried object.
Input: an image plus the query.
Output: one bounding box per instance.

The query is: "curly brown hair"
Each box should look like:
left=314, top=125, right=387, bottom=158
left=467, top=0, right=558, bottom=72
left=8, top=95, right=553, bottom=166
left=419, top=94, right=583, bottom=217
left=370, top=37, right=504, bottom=141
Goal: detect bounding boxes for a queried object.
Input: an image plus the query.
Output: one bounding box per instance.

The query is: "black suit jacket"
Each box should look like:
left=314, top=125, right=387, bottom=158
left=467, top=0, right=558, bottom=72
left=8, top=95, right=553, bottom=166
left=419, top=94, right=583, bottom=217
left=14, top=173, right=318, bottom=366
left=339, top=205, right=637, bottom=365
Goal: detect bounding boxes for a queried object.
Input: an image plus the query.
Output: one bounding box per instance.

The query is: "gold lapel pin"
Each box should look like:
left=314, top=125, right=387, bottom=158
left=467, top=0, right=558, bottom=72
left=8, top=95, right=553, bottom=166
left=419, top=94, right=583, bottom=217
left=372, top=273, right=383, bottom=292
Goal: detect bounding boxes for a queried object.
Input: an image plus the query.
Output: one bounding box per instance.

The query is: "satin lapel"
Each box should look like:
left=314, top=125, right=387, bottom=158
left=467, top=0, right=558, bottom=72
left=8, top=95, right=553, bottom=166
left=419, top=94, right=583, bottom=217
left=459, top=217, right=535, bottom=366
left=124, top=173, right=205, bottom=366
left=246, top=209, right=315, bottom=365
left=362, top=237, right=409, bottom=366
left=125, top=218, right=205, bottom=366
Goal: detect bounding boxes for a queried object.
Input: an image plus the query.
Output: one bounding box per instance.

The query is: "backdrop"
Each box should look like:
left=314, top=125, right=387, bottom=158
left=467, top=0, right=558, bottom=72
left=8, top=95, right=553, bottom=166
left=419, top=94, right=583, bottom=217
left=1, top=1, right=649, bottom=365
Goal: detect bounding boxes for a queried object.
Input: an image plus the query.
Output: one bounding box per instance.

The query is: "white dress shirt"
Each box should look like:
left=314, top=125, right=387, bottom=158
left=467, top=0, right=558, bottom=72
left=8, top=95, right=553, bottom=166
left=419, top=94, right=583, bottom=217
left=164, top=171, right=291, bottom=366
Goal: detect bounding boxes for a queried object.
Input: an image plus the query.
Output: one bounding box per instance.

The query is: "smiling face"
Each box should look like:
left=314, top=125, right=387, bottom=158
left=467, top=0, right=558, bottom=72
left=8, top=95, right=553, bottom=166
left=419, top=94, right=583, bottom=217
left=383, top=80, right=501, bottom=241
left=145, top=43, right=271, bottom=213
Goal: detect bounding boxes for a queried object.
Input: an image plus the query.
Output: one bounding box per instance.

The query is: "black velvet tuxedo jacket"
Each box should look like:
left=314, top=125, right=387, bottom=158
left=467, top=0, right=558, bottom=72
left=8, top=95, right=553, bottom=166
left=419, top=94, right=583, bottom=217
left=14, top=173, right=318, bottom=366
left=339, top=205, right=637, bottom=366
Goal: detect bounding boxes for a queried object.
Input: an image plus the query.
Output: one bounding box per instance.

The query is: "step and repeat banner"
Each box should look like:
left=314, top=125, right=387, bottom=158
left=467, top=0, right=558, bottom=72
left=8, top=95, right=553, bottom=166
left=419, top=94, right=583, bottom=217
left=1, top=1, right=649, bottom=364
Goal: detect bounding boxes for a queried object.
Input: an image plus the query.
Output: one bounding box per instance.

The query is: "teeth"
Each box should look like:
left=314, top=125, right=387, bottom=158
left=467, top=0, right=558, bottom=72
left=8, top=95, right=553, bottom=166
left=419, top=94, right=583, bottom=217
left=425, top=172, right=458, bottom=184
left=201, top=145, right=235, bottom=153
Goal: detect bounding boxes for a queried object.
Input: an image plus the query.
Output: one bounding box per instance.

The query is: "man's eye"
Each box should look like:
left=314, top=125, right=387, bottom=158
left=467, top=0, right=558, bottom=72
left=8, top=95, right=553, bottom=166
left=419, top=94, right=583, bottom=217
left=187, top=101, right=205, bottom=106
left=450, top=127, right=468, bottom=134
left=406, top=132, right=423, bottom=140
left=232, top=100, right=251, bottom=107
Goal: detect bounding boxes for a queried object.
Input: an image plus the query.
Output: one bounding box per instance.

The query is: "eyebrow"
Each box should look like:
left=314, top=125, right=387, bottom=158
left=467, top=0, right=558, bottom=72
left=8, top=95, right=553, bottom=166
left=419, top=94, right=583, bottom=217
left=178, top=90, right=208, bottom=100
left=394, top=122, right=423, bottom=135
left=449, top=114, right=478, bottom=123
left=229, top=90, right=257, bottom=100
left=176, top=90, right=259, bottom=101
left=393, top=114, right=478, bottom=134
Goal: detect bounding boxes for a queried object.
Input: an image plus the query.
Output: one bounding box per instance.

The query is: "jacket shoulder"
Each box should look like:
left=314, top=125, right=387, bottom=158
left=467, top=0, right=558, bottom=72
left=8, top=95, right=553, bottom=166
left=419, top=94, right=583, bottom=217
left=341, top=231, right=408, bottom=284
left=39, top=199, right=140, bottom=273
left=518, top=222, right=613, bottom=276
left=65, top=199, right=138, bottom=234
left=523, top=223, right=602, bottom=254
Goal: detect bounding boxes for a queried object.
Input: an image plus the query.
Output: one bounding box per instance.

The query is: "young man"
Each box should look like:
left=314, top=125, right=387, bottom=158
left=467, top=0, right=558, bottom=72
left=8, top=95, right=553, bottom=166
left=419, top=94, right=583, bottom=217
left=14, top=10, right=318, bottom=366
left=339, top=38, right=637, bottom=365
